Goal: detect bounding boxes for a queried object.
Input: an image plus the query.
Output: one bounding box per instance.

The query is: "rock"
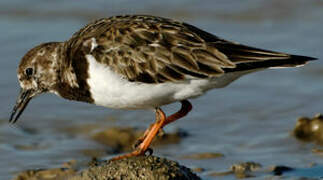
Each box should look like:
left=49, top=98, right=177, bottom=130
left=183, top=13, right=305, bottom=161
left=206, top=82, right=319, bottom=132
left=270, top=164, right=323, bottom=178
left=70, top=155, right=200, bottom=180
left=230, top=162, right=262, bottom=178
left=180, top=152, right=224, bottom=160
left=13, top=160, right=77, bottom=180
left=191, top=167, right=205, bottom=173
left=92, top=127, right=188, bottom=153
left=271, top=165, right=294, bottom=176
left=230, top=161, right=262, bottom=173
left=293, top=113, right=323, bottom=144
left=13, top=156, right=200, bottom=180
left=209, top=161, right=262, bottom=178
left=92, top=127, right=143, bottom=152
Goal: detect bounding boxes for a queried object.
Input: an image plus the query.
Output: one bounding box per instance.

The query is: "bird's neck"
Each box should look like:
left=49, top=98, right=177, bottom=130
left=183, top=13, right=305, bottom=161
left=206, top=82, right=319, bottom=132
left=53, top=42, right=94, bottom=103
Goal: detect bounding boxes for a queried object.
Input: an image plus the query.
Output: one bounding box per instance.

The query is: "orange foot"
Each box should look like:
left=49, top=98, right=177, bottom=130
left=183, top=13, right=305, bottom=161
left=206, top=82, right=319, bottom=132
left=110, top=100, right=192, bottom=161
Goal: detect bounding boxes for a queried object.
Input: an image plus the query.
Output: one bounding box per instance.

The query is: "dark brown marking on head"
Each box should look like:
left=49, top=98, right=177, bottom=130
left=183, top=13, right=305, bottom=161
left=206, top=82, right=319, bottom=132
left=18, top=42, right=63, bottom=93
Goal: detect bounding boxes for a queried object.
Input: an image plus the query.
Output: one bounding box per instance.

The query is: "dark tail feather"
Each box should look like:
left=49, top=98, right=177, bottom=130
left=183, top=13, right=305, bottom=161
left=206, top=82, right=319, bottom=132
left=214, top=42, right=317, bottom=72
left=223, top=54, right=316, bottom=72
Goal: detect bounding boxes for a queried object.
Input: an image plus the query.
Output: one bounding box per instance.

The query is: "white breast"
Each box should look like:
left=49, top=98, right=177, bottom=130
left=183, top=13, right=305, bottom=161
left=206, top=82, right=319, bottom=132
left=86, top=54, right=252, bottom=109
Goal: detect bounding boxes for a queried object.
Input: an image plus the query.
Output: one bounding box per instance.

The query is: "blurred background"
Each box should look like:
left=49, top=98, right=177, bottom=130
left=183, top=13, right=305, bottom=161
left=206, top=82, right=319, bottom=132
left=0, top=0, right=322, bottom=179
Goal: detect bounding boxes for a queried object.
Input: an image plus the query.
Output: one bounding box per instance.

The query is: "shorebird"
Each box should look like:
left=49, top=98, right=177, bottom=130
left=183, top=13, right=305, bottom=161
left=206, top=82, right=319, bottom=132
left=10, top=15, right=316, bottom=160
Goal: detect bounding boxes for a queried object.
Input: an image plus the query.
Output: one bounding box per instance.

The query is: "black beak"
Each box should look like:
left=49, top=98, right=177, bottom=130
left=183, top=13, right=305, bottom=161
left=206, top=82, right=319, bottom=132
left=9, top=89, right=33, bottom=124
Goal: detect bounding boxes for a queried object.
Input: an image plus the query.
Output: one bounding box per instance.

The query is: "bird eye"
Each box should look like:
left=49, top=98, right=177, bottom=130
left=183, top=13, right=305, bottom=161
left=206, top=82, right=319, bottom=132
left=25, top=68, right=33, bottom=76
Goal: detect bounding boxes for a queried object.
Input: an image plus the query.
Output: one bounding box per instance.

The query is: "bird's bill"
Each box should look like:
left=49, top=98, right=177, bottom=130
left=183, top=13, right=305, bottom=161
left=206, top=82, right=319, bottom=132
left=9, top=89, right=33, bottom=123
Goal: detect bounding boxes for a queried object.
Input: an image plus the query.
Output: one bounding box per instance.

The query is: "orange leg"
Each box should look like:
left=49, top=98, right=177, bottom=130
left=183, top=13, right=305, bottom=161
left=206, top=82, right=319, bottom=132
left=111, top=108, right=166, bottom=161
left=134, top=100, right=192, bottom=147
left=111, top=100, right=193, bottom=161
left=163, top=100, right=192, bottom=127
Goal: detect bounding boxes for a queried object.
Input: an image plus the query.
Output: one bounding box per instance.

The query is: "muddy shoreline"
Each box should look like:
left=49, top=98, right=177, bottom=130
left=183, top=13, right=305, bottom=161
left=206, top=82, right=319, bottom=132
left=12, top=120, right=323, bottom=179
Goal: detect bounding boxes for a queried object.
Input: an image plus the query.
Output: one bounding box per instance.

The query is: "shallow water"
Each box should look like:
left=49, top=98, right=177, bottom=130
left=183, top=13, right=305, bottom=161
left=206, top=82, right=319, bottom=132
left=1, top=0, right=323, bottom=179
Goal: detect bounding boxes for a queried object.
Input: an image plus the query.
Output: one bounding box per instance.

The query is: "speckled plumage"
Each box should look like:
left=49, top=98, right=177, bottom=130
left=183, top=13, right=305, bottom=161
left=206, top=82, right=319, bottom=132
left=10, top=14, right=316, bottom=122
left=66, top=15, right=313, bottom=84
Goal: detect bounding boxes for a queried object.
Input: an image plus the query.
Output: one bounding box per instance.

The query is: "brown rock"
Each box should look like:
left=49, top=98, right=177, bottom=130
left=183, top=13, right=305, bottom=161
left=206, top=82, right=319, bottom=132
left=13, top=160, right=77, bottom=180
left=92, top=127, right=142, bottom=152
left=209, top=161, right=262, bottom=178
left=13, top=156, right=200, bottom=180
left=92, top=127, right=188, bottom=153
left=180, top=152, right=224, bottom=160
left=293, top=113, right=323, bottom=144
left=230, top=162, right=262, bottom=178
left=70, top=155, right=200, bottom=180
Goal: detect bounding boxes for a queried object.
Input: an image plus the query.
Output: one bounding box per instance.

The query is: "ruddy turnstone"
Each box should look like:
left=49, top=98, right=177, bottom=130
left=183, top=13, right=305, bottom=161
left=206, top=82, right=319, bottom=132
left=10, top=15, right=316, bottom=160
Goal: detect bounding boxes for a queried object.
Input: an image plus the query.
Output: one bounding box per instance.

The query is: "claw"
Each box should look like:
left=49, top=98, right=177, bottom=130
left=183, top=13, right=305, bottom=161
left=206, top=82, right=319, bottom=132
left=145, top=148, right=153, bottom=156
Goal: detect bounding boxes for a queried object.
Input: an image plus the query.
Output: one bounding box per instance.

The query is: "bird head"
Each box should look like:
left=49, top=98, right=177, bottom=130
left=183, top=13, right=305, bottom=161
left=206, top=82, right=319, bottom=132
left=10, top=42, right=63, bottom=123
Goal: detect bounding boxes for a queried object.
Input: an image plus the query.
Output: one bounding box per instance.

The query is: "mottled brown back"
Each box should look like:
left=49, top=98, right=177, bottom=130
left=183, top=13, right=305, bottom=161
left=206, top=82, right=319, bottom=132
left=65, top=15, right=315, bottom=83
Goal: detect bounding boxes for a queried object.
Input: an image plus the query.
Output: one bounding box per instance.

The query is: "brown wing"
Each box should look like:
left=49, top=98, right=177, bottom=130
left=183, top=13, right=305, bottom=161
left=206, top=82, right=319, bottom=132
left=65, top=15, right=236, bottom=83
left=65, top=15, right=315, bottom=83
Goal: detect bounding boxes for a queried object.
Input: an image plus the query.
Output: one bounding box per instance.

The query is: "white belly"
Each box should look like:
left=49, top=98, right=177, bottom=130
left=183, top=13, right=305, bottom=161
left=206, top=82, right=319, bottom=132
left=86, top=55, right=251, bottom=109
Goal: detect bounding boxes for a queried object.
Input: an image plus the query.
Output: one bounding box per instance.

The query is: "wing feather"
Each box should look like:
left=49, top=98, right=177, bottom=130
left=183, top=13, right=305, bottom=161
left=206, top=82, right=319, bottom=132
left=65, top=15, right=313, bottom=84
left=66, top=15, right=235, bottom=83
